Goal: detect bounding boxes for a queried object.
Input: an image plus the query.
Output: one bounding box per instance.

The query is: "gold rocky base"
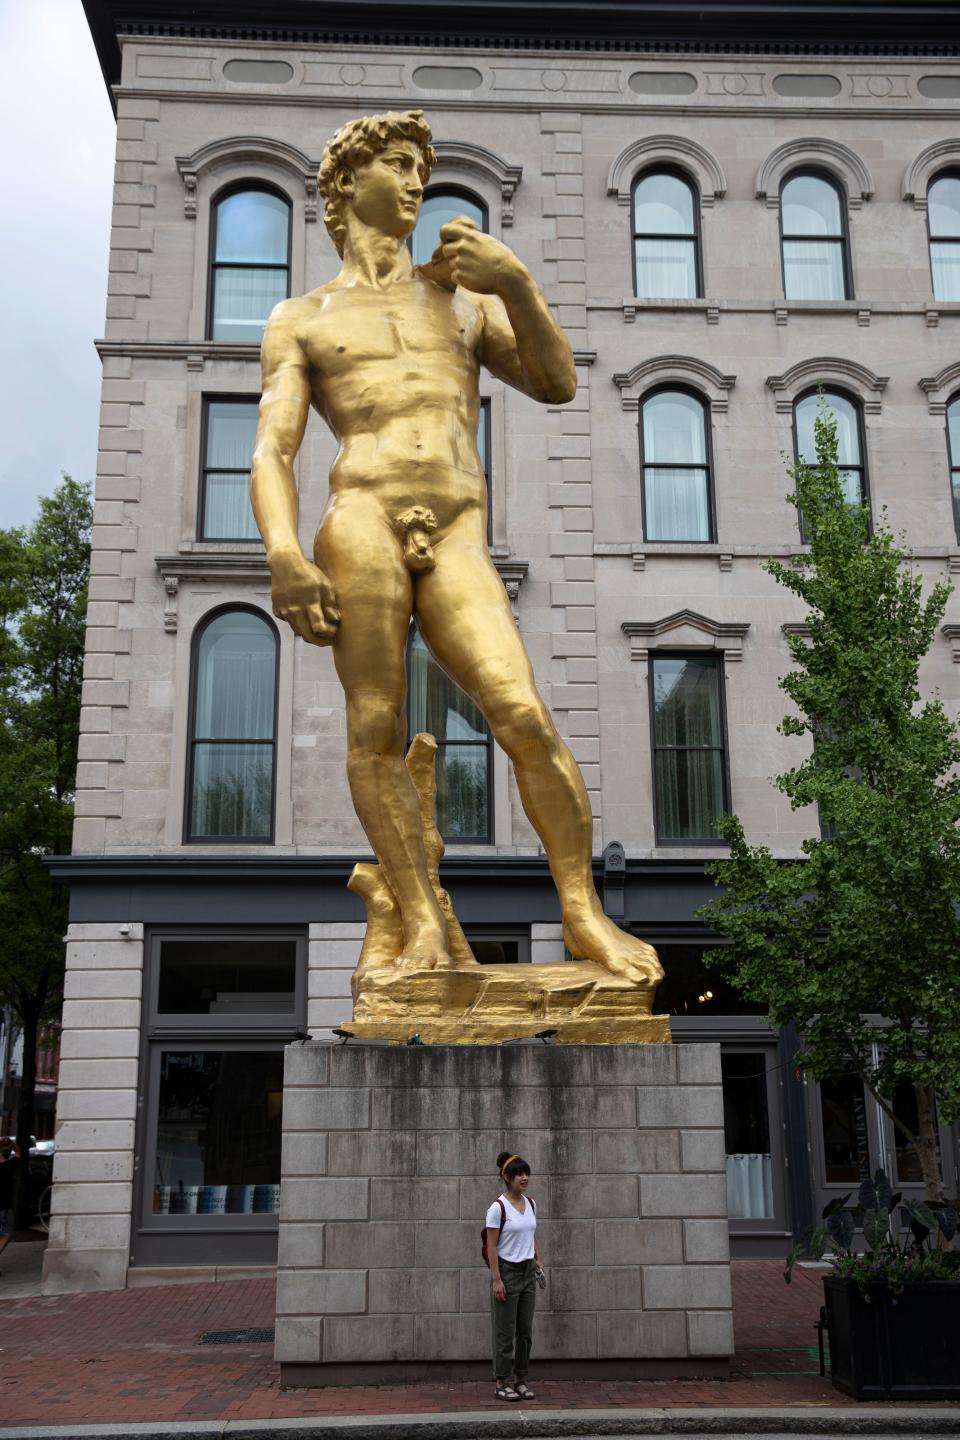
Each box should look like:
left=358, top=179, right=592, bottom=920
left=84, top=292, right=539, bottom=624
left=348, top=959, right=671, bottom=1045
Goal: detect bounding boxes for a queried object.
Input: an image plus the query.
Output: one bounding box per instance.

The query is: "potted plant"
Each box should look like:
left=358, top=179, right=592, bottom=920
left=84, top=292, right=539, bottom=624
left=786, top=1169, right=960, bottom=1399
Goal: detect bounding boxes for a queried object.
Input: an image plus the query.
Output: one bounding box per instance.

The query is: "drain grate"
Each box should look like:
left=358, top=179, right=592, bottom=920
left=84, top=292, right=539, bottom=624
left=200, top=1327, right=275, bottom=1345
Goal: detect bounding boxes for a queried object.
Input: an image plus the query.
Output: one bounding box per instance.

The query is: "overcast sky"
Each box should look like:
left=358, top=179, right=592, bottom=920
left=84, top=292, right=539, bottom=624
left=0, top=1, right=115, bottom=529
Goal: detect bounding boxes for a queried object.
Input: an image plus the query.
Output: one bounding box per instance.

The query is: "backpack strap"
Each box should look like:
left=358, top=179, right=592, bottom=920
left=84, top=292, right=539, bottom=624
left=497, top=1197, right=506, bottom=1232
left=529, top=1197, right=535, bottom=1215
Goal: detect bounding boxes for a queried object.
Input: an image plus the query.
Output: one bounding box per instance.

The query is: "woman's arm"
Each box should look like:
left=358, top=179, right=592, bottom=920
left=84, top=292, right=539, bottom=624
left=487, top=1229, right=506, bottom=1301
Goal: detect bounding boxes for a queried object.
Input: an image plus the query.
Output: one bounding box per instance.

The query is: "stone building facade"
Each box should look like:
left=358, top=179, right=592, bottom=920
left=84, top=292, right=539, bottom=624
left=47, top=0, right=960, bottom=1292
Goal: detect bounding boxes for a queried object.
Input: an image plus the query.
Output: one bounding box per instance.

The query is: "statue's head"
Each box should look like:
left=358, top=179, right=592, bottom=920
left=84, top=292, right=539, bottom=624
left=319, top=110, right=437, bottom=257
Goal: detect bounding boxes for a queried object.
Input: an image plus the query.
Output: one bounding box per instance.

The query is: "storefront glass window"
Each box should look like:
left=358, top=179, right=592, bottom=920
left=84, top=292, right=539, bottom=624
left=890, top=1079, right=941, bottom=1185
left=153, top=1050, right=283, bottom=1216
left=721, top=1051, right=774, bottom=1218
left=158, top=938, right=296, bottom=1016
left=819, top=1073, right=872, bottom=1185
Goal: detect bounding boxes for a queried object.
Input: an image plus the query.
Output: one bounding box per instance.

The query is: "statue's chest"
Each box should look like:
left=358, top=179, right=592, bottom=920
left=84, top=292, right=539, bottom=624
left=311, top=289, right=479, bottom=372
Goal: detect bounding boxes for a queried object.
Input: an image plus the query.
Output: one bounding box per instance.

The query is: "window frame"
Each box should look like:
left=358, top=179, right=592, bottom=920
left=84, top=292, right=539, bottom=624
left=648, top=650, right=731, bottom=846
left=791, top=385, right=870, bottom=543
left=631, top=164, right=703, bottom=300
left=461, top=925, right=531, bottom=964
left=206, top=182, right=292, bottom=344
left=638, top=383, right=716, bottom=544
left=778, top=167, right=853, bottom=302
left=478, top=396, right=492, bottom=546
left=928, top=168, right=960, bottom=303
left=406, top=623, right=493, bottom=845
left=184, top=604, right=281, bottom=845
left=946, top=392, right=960, bottom=542
left=198, top=394, right=261, bottom=543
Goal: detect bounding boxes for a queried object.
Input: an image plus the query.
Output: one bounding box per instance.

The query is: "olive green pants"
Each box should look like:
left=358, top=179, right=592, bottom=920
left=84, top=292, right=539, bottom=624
left=491, top=1257, right=537, bottom=1380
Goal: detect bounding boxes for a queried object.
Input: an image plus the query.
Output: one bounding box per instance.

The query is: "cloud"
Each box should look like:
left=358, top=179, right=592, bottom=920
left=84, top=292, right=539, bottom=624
left=0, top=0, right=115, bottom=528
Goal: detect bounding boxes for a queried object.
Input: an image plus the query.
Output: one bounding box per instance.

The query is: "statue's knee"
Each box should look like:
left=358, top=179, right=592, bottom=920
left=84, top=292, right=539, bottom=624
left=494, top=696, right=557, bottom=763
left=347, top=695, right=405, bottom=758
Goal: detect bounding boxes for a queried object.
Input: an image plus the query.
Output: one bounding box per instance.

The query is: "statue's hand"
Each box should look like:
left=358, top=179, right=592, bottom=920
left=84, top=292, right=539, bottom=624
left=436, top=217, right=530, bottom=298
left=269, top=547, right=340, bottom=646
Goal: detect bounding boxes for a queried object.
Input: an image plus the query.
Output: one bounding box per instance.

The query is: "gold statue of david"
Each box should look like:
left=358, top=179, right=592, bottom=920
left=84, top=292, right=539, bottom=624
left=252, top=111, right=666, bottom=1042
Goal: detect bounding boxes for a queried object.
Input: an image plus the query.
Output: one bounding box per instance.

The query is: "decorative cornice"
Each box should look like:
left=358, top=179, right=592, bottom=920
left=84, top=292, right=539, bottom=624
left=155, top=551, right=269, bottom=631
left=755, top=137, right=874, bottom=209
left=941, top=623, right=960, bottom=662
left=918, top=361, right=960, bottom=414
left=96, top=340, right=261, bottom=372
left=903, top=140, right=960, bottom=212
left=176, top=135, right=320, bottom=218
left=765, top=357, right=889, bottom=413
left=621, top=610, right=751, bottom=661
left=432, top=140, right=522, bottom=225
left=607, top=135, right=726, bottom=208
left=613, top=355, right=736, bottom=412
left=492, top=557, right=529, bottom=618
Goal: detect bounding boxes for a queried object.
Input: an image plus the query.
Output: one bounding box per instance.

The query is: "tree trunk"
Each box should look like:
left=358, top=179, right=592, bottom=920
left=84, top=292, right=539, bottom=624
left=14, top=1009, right=38, bottom=1230
left=913, top=1083, right=945, bottom=1205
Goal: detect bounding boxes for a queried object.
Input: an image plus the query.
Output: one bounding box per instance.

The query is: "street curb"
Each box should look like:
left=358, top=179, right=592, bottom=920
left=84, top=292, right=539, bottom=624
left=2, top=1408, right=959, bottom=1440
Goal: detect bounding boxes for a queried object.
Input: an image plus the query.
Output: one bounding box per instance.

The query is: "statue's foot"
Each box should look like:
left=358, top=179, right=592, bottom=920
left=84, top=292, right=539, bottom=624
left=563, top=913, right=664, bottom=989
left=395, top=920, right=455, bottom=972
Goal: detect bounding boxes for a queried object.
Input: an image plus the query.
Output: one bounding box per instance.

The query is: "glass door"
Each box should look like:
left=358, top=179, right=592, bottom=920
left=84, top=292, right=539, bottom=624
left=720, top=1044, right=789, bottom=1235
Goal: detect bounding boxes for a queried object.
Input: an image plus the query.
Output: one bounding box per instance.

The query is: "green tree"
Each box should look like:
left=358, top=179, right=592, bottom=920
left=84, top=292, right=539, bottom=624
left=0, top=476, right=91, bottom=1222
left=699, top=408, right=960, bottom=1204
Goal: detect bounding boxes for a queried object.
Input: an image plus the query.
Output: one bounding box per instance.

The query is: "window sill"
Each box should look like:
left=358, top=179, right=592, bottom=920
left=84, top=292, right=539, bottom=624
left=584, top=297, right=960, bottom=326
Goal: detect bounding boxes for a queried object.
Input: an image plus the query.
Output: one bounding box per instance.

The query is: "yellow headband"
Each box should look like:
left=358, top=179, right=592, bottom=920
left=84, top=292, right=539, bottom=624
left=500, top=1154, right=521, bottom=1177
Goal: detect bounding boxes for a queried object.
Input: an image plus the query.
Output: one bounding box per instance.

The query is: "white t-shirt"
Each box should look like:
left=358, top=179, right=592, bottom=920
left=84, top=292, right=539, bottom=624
left=485, top=1193, right=537, bottom=1263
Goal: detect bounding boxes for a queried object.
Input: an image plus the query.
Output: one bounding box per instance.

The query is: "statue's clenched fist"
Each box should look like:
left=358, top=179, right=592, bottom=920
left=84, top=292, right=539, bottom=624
left=419, top=215, right=532, bottom=298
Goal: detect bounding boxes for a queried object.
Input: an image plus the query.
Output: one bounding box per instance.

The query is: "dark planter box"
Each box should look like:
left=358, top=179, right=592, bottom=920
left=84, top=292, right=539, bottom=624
left=824, top=1274, right=960, bottom=1400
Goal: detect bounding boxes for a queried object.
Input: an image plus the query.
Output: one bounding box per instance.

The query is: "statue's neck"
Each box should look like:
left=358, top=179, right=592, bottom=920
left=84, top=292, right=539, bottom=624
left=339, top=221, right=414, bottom=288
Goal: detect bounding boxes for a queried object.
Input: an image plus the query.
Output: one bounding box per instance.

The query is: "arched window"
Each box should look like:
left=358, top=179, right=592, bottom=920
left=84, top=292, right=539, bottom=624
left=208, top=186, right=290, bottom=342
left=928, top=171, right=960, bottom=301
left=780, top=171, right=850, bottom=301
left=410, top=186, right=488, bottom=268
left=793, top=389, right=868, bottom=540
left=947, top=395, right=960, bottom=540
left=187, top=608, right=278, bottom=842
left=408, top=628, right=491, bottom=842
left=632, top=169, right=701, bottom=299
left=640, top=388, right=713, bottom=542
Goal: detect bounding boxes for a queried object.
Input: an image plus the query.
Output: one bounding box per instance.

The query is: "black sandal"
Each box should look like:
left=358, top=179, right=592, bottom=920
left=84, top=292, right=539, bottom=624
left=494, top=1384, right=520, bottom=1402
left=514, top=1382, right=536, bottom=1400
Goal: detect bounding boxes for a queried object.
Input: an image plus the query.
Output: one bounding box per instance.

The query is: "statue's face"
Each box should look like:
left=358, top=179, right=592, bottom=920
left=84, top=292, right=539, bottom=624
left=344, top=139, right=428, bottom=239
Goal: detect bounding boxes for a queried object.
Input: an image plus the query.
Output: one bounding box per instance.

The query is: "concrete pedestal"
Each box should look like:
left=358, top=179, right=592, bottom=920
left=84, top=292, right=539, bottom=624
left=275, top=1041, right=732, bottom=1385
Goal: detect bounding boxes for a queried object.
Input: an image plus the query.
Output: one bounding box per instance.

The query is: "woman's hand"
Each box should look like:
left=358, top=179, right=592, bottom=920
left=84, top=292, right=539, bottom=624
left=492, top=1276, right=506, bottom=1302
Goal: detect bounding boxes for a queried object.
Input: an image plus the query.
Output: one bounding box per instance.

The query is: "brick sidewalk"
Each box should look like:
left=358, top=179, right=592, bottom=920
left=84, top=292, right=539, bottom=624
left=0, top=1261, right=952, bottom=1427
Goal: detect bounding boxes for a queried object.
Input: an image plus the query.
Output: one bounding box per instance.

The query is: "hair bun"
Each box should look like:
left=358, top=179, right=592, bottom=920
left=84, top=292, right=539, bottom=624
left=496, top=1150, right=511, bottom=1172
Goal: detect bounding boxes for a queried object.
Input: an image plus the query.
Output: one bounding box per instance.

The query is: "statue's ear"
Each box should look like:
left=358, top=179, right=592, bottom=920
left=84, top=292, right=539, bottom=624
left=335, top=165, right=355, bottom=197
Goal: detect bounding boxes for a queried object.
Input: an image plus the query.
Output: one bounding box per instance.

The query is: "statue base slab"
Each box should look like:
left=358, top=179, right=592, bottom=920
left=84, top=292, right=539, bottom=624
left=348, top=959, right=670, bottom=1044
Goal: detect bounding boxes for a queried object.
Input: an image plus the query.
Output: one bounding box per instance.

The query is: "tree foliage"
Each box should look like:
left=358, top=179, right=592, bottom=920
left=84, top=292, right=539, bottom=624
left=698, top=408, right=960, bottom=1202
left=0, top=476, right=91, bottom=1216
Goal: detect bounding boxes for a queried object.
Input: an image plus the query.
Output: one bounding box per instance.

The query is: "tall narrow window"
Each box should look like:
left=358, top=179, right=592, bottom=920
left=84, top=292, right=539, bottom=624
left=411, top=186, right=488, bottom=268
left=632, top=169, right=700, bottom=299
left=947, top=395, right=960, bottom=540
left=650, top=654, right=728, bottom=843
left=209, top=187, right=290, bottom=342
left=408, top=628, right=491, bottom=842
left=200, top=398, right=259, bottom=540
left=640, top=388, right=713, bottom=542
left=793, top=389, right=868, bottom=540
left=929, top=172, right=960, bottom=301
left=187, top=609, right=278, bottom=842
left=780, top=172, right=850, bottom=300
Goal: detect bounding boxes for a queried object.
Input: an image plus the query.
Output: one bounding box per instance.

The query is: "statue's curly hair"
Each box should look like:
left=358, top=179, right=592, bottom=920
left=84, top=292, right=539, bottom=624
left=318, top=110, right=436, bottom=257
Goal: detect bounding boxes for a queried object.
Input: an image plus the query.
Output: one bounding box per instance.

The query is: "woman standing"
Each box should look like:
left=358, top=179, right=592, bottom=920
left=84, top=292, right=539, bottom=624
left=485, top=1150, right=544, bottom=1402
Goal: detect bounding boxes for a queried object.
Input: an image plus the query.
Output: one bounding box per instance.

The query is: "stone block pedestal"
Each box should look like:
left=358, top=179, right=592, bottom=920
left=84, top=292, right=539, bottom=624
left=275, top=1041, right=732, bottom=1385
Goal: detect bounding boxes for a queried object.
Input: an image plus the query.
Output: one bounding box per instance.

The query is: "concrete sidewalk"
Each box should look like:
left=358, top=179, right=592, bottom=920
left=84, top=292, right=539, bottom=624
left=0, top=1262, right=956, bottom=1431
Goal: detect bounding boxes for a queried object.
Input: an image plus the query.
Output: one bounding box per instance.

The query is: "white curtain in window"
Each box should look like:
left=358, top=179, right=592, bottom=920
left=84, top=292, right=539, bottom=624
left=782, top=240, right=845, bottom=300
left=644, top=467, right=710, bottom=541
left=634, top=238, right=696, bottom=299
left=726, top=1152, right=774, bottom=1218
left=212, top=268, right=288, bottom=341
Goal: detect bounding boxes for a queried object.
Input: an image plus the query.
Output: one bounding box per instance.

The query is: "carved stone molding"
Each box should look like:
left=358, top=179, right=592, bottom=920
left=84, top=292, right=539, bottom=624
left=175, top=137, right=320, bottom=219
left=613, top=355, right=736, bottom=412
left=941, top=624, right=960, bottom=662
left=755, top=138, right=874, bottom=209
left=492, top=557, right=529, bottom=619
left=766, top=357, right=889, bottom=413
left=432, top=140, right=522, bottom=225
left=607, top=135, right=726, bottom=208
left=918, top=361, right=960, bottom=415
left=155, top=551, right=269, bottom=631
left=902, top=141, right=960, bottom=212
left=621, top=610, right=750, bottom=662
